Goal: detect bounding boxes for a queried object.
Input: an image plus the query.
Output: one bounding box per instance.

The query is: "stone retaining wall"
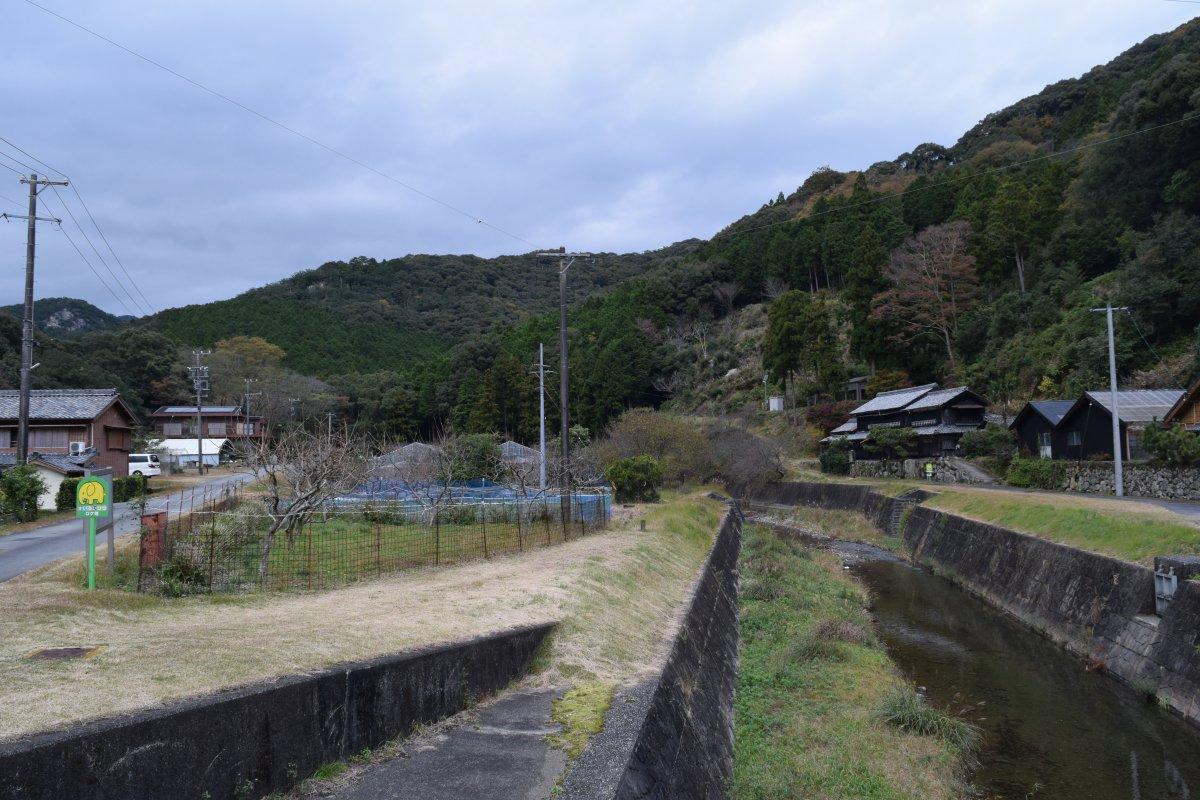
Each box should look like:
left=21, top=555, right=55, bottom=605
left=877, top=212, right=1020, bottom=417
left=751, top=481, right=1200, bottom=727
left=0, top=624, right=554, bottom=800
left=1062, top=462, right=1200, bottom=500
left=560, top=507, right=742, bottom=800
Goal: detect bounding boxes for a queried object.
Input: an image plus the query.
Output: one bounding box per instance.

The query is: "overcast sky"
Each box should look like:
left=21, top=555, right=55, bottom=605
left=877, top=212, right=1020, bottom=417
left=0, top=1, right=1191, bottom=316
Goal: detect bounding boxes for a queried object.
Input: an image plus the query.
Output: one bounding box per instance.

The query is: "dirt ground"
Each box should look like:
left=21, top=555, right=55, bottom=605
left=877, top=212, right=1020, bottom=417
left=0, top=492, right=721, bottom=742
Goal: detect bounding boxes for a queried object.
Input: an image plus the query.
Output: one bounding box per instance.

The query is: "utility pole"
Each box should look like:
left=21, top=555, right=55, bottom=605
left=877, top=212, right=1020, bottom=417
left=536, top=248, right=594, bottom=528
left=538, top=343, right=547, bottom=490
left=1091, top=303, right=1130, bottom=497
left=189, top=350, right=211, bottom=475
left=242, top=378, right=261, bottom=438
left=2, top=173, right=67, bottom=464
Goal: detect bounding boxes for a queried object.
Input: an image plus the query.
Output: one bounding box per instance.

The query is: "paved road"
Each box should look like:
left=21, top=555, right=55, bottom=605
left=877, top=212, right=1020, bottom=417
left=940, top=479, right=1200, bottom=525
left=329, top=687, right=566, bottom=800
left=0, top=472, right=249, bottom=583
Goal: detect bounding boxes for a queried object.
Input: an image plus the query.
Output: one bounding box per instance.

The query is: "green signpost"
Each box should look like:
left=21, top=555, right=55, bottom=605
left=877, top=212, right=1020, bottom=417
left=76, top=475, right=112, bottom=590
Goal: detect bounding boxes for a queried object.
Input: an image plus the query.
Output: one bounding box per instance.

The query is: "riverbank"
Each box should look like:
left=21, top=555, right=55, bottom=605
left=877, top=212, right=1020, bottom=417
left=733, top=523, right=971, bottom=799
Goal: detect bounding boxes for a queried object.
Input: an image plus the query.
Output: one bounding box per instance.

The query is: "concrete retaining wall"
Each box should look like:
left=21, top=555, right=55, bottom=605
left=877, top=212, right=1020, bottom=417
left=751, top=481, right=1200, bottom=727
left=561, top=508, right=741, bottom=800
left=0, top=624, right=554, bottom=800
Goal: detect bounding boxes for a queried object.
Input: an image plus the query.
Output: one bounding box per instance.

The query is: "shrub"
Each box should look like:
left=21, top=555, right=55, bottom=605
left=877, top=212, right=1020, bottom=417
left=113, top=473, right=148, bottom=503
left=707, top=425, right=784, bottom=495
left=819, top=439, right=852, bottom=475
left=593, top=408, right=713, bottom=486
left=876, top=688, right=980, bottom=752
left=158, top=554, right=210, bottom=597
left=806, top=401, right=858, bottom=434
left=1005, top=456, right=1066, bottom=489
left=1143, top=421, right=1200, bottom=467
left=865, top=427, right=917, bottom=460
left=56, top=477, right=80, bottom=511
left=959, top=423, right=1017, bottom=459
left=0, top=465, right=47, bottom=522
left=605, top=455, right=664, bottom=503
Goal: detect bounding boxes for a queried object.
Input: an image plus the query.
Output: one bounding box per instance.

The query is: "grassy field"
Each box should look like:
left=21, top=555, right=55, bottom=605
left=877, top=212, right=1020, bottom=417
left=924, top=491, right=1200, bottom=564
left=0, top=491, right=721, bottom=743
left=733, top=524, right=971, bottom=800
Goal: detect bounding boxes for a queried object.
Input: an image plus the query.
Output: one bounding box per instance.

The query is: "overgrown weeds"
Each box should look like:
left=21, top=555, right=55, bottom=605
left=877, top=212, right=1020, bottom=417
left=876, top=688, right=981, bottom=752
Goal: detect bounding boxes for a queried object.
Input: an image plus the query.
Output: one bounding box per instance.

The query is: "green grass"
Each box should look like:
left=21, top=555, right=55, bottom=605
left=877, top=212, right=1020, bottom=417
left=548, top=682, right=616, bottom=760
left=733, top=524, right=969, bottom=800
left=875, top=689, right=980, bottom=752
left=925, top=493, right=1200, bottom=564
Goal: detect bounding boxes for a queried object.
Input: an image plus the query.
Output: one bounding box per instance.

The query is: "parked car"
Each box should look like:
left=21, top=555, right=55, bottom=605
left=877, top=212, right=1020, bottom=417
left=128, top=453, right=162, bottom=478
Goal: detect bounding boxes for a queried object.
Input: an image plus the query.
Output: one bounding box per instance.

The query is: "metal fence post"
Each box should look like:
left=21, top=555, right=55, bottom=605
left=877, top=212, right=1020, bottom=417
left=435, top=512, right=441, bottom=566
left=208, top=512, right=216, bottom=589
left=481, top=502, right=489, bottom=559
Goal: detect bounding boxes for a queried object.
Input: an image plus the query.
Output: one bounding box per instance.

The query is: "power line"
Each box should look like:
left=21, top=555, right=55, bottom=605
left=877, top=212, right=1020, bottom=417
left=53, top=216, right=137, bottom=315
left=22, top=0, right=536, bottom=249
left=0, top=135, right=156, bottom=313
left=716, top=109, right=1200, bottom=241
left=44, top=185, right=148, bottom=314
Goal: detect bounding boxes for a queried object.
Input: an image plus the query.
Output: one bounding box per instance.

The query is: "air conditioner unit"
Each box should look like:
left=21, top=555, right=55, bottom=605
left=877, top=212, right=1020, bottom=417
left=69, top=441, right=87, bottom=455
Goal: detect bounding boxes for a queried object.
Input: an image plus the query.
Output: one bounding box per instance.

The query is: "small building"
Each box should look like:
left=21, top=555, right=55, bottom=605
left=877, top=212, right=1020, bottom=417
left=0, top=451, right=93, bottom=510
left=150, top=405, right=265, bottom=440
left=0, top=388, right=136, bottom=477
left=499, top=440, right=538, bottom=468
left=1009, top=400, right=1075, bottom=458
left=1165, top=378, right=1200, bottom=432
left=838, top=376, right=869, bottom=403
left=1056, top=389, right=1184, bottom=461
left=824, top=383, right=988, bottom=459
left=150, top=438, right=229, bottom=468
left=767, top=395, right=785, bottom=412
left=372, top=442, right=444, bottom=479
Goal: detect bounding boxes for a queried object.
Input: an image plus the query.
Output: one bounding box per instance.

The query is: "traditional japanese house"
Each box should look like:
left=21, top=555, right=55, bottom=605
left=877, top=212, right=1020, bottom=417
left=1056, top=389, right=1184, bottom=461
left=1009, top=400, right=1075, bottom=458
left=825, top=384, right=988, bottom=459
left=1165, top=378, right=1200, bottom=432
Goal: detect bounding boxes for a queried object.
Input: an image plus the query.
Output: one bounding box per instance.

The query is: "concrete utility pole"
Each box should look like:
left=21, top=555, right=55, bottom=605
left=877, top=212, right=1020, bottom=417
left=538, top=343, right=547, bottom=490
left=2, top=173, right=67, bottom=463
left=1091, top=303, right=1130, bottom=497
left=189, top=350, right=211, bottom=474
left=242, top=378, right=260, bottom=437
left=536, top=248, right=594, bottom=528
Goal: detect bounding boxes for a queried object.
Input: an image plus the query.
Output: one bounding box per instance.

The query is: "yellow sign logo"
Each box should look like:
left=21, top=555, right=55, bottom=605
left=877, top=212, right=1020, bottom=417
left=77, top=479, right=107, bottom=506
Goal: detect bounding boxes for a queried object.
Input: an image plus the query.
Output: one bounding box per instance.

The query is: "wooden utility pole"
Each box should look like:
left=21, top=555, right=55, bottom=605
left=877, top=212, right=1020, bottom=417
left=536, top=248, right=593, bottom=528
left=2, top=173, right=68, bottom=463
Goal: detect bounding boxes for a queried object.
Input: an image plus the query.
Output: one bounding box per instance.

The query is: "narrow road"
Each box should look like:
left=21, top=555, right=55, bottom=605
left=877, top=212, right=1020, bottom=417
left=0, top=471, right=249, bottom=582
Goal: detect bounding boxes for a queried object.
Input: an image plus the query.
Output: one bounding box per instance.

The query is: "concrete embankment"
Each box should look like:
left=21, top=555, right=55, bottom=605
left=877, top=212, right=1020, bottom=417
left=560, top=506, right=741, bottom=800
left=750, top=481, right=1200, bottom=727
left=0, top=623, right=553, bottom=800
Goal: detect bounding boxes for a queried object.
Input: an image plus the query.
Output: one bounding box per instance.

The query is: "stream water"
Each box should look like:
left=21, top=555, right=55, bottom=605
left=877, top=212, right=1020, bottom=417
left=846, top=552, right=1200, bottom=799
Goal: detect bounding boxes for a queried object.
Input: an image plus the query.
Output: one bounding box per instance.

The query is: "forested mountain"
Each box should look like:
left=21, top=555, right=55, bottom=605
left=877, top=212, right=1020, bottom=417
left=5, top=17, right=1200, bottom=442
left=0, top=297, right=127, bottom=336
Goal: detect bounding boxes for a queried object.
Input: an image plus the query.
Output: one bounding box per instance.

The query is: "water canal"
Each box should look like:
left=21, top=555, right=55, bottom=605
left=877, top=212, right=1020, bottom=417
left=843, top=549, right=1200, bottom=799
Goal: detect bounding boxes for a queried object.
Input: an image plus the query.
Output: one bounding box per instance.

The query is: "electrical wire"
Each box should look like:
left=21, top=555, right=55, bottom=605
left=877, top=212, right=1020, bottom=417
left=21, top=0, right=537, bottom=249
left=1123, top=310, right=1164, bottom=363
left=0, top=135, right=157, bottom=313
left=715, top=109, right=1200, bottom=241
left=48, top=185, right=151, bottom=316
left=53, top=220, right=137, bottom=315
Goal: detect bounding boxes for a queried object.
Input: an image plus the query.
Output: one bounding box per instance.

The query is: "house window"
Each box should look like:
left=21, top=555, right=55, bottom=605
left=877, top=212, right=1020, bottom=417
left=0, top=428, right=11, bottom=448
left=241, top=423, right=255, bottom=436
left=207, top=422, right=227, bottom=436
left=1067, top=430, right=1082, bottom=447
left=1037, top=432, right=1052, bottom=458
left=162, top=422, right=183, bottom=436
left=29, top=428, right=69, bottom=449
left=106, top=428, right=131, bottom=451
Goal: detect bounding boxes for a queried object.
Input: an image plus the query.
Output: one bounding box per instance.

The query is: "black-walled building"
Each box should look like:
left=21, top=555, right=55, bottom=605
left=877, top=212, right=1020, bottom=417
left=1055, top=389, right=1183, bottom=461
left=1009, top=400, right=1074, bottom=458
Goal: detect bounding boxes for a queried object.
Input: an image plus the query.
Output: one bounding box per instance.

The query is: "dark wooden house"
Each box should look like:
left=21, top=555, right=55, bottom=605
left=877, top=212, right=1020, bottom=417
left=1009, top=400, right=1074, bottom=458
left=151, top=405, right=266, bottom=440
left=1056, top=389, right=1184, bottom=461
left=1165, top=378, right=1200, bottom=432
left=825, top=384, right=988, bottom=459
left=0, top=388, right=136, bottom=476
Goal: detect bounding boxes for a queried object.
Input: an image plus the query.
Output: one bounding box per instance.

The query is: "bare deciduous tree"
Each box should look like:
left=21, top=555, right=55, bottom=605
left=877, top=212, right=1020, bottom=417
left=236, top=424, right=370, bottom=579
left=712, top=281, right=740, bottom=318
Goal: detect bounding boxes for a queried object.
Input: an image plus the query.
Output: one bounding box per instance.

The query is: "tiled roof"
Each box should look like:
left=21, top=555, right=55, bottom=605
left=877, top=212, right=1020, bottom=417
left=0, top=451, right=92, bottom=473
left=830, top=420, right=857, bottom=435
left=905, top=387, right=980, bottom=412
left=849, top=384, right=937, bottom=415
left=153, top=405, right=241, bottom=415
left=1028, top=400, right=1075, bottom=425
left=914, top=423, right=983, bottom=436
left=1083, top=389, right=1185, bottom=423
left=0, top=389, right=120, bottom=421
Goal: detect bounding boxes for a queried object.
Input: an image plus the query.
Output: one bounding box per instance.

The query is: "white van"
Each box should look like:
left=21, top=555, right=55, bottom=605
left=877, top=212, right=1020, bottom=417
left=128, top=453, right=162, bottom=478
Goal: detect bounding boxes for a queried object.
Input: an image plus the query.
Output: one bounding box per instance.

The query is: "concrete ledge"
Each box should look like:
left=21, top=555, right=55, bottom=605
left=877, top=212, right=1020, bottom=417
left=0, top=623, right=555, bottom=800
left=560, top=508, right=741, bottom=800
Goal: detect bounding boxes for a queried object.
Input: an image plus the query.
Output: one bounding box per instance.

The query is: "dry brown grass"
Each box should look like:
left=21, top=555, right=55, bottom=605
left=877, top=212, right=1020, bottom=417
left=0, top=493, right=722, bottom=742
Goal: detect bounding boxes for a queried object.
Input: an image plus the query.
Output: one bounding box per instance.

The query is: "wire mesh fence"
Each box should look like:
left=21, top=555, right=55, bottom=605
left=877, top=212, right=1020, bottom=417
left=138, top=489, right=612, bottom=594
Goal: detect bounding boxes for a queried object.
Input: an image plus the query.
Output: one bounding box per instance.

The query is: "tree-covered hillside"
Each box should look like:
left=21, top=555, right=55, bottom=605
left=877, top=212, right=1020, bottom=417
left=0, top=297, right=127, bottom=337
left=6, top=18, right=1200, bottom=441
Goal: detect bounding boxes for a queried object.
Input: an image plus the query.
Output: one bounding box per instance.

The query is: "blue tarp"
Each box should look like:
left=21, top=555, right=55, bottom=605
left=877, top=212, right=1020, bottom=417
left=334, top=479, right=612, bottom=524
